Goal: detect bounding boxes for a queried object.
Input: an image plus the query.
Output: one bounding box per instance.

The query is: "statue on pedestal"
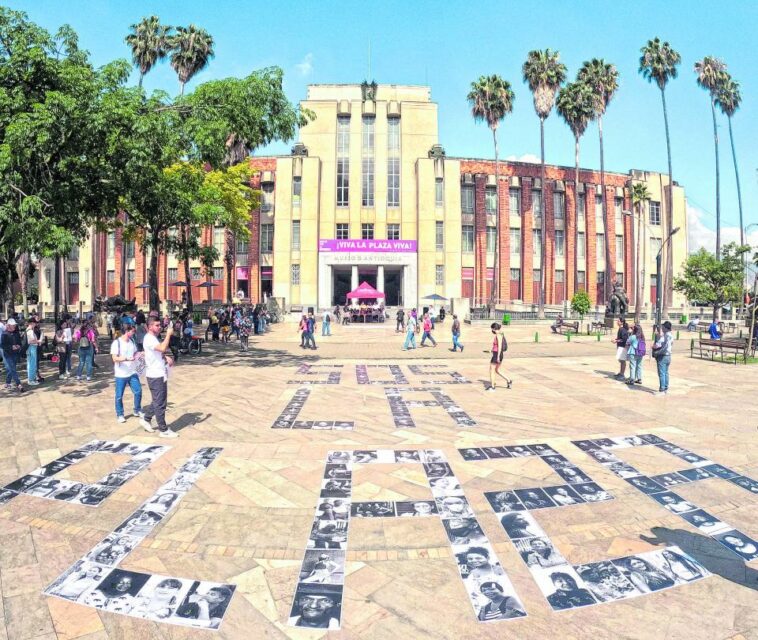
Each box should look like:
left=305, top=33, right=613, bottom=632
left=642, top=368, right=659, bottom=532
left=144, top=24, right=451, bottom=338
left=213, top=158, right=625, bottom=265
left=605, top=280, right=629, bottom=319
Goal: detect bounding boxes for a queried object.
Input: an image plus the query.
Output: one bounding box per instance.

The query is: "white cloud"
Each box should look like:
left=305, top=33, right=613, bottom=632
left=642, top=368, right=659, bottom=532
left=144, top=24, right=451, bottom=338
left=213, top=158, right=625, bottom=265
left=687, top=200, right=756, bottom=254
left=295, top=53, right=314, bottom=77
left=504, top=153, right=540, bottom=164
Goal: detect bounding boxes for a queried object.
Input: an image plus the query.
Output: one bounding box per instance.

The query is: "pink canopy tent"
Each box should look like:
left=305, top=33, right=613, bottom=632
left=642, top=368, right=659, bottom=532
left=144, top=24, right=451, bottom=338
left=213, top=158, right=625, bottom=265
left=346, top=281, right=385, bottom=300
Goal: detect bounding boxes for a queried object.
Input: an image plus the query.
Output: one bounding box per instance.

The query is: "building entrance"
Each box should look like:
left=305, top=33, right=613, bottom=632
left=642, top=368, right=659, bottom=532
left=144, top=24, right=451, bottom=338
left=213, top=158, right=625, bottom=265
left=384, top=266, right=403, bottom=306
left=332, top=267, right=351, bottom=306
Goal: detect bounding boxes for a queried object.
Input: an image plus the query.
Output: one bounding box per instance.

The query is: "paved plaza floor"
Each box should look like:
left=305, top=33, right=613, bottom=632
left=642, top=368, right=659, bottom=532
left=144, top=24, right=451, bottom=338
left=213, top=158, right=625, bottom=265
left=1, top=321, right=757, bottom=639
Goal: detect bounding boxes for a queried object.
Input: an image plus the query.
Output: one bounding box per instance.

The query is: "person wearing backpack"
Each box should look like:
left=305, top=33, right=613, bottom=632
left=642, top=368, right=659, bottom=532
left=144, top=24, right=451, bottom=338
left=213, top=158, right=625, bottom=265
left=451, top=315, right=464, bottom=352
left=652, top=321, right=673, bottom=395
left=74, top=320, right=97, bottom=381
left=488, top=322, right=511, bottom=391
left=626, top=324, right=646, bottom=385
left=110, top=316, right=144, bottom=424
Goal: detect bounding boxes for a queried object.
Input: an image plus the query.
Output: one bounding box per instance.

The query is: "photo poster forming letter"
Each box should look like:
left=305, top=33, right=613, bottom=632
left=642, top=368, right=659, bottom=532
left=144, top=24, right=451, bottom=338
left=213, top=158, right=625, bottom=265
left=288, top=449, right=526, bottom=630
left=271, top=387, right=354, bottom=430
left=44, top=447, right=237, bottom=631
left=288, top=364, right=343, bottom=384
left=574, top=434, right=758, bottom=562
left=462, top=442, right=711, bottom=610
left=355, top=364, right=409, bottom=385
left=384, top=387, right=477, bottom=429
left=0, top=440, right=169, bottom=507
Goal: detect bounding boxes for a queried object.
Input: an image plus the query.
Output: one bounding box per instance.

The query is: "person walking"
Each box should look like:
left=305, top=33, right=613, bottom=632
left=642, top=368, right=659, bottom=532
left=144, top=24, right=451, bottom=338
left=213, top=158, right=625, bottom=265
left=74, top=321, right=97, bottom=381
left=25, top=317, right=41, bottom=386
left=420, top=313, right=437, bottom=347
left=322, top=309, right=331, bottom=337
left=451, top=315, right=464, bottom=352
left=613, top=319, right=629, bottom=380
left=305, top=312, right=317, bottom=350
left=139, top=317, right=178, bottom=438
left=402, top=312, right=417, bottom=351
left=396, top=308, right=405, bottom=333
left=1, top=318, right=24, bottom=392
left=488, top=322, right=511, bottom=391
left=298, top=314, right=308, bottom=348
left=110, top=317, right=143, bottom=424
left=653, top=321, right=673, bottom=395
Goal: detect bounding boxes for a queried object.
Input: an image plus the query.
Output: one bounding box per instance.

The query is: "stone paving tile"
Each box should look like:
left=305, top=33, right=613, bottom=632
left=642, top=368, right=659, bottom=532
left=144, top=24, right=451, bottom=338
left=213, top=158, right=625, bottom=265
left=1, top=322, right=757, bottom=638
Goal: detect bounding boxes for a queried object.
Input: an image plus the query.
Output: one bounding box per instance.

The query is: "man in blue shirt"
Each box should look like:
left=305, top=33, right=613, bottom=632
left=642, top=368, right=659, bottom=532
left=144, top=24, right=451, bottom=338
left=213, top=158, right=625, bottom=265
left=708, top=320, right=721, bottom=340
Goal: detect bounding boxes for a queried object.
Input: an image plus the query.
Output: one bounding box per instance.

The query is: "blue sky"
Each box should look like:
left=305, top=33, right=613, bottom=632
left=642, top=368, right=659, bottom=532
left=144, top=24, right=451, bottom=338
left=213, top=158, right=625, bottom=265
left=8, top=0, right=757, bottom=251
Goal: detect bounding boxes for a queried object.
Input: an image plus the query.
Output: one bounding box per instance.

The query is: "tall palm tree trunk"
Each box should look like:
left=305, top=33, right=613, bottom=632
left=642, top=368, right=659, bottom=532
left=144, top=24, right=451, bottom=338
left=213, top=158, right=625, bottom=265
left=492, top=128, right=500, bottom=308
left=711, top=98, right=721, bottom=258
left=598, top=115, right=611, bottom=304
left=538, top=118, right=546, bottom=319
left=660, top=87, right=674, bottom=316
left=573, top=135, right=580, bottom=299
left=728, top=116, right=744, bottom=246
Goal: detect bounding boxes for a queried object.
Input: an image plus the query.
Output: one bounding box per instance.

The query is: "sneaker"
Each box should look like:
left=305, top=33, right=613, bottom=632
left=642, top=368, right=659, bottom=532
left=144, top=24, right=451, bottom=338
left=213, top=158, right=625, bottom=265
left=117, top=415, right=127, bottom=424
left=139, top=418, right=155, bottom=433
left=16, top=385, right=24, bottom=393
left=460, top=346, right=464, bottom=352
left=135, top=411, right=145, bottom=419
left=75, top=376, right=81, bottom=381
left=86, top=377, right=91, bottom=381
left=159, top=429, right=179, bottom=439
left=3, top=384, right=11, bottom=391
left=487, top=386, right=496, bottom=392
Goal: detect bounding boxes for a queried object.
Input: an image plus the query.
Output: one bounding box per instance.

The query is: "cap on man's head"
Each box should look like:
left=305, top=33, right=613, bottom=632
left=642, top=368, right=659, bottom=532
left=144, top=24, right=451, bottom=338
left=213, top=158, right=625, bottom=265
left=121, top=317, right=135, bottom=327
left=6, top=318, right=16, bottom=326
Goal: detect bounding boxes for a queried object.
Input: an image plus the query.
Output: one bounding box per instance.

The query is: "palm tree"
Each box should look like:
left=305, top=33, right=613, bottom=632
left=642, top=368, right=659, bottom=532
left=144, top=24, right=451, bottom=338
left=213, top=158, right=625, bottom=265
left=169, top=25, right=215, bottom=96
left=630, top=183, right=651, bottom=322
left=694, top=56, right=728, bottom=258
left=715, top=74, right=743, bottom=249
left=578, top=58, right=619, bottom=304
left=639, top=37, right=681, bottom=317
left=556, top=80, right=595, bottom=299
left=522, top=50, right=567, bottom=317
left=124, top=15, right=172, bottom=87
left=467, top=75, right=515, bottom=308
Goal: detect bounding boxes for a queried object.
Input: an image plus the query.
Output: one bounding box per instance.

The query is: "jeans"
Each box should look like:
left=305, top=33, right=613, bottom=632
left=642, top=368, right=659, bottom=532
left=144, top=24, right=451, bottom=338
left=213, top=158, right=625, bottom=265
left=4, top=352, right=20, bottom=385
left=305, top=331, right=316, bottom=348
left=403, top=330, right=416, bottom=349
left=452, top=333, right=463, bottom=351
left=421, top=331, right=437, bottom=346
left=656, top=355, right=671, bottom=391
left=628, top=354, right=643, bottom=382
left=143, top=376, right=168, bottom=430
left=322, top=322, right=331, bottom=336
left=115, top=374, right=142, bottom=417
left=258, top=319, right=265, bottom=334
left=26, top=344, right=38, bottom=382
left=76, top=346, right=94, bottom=379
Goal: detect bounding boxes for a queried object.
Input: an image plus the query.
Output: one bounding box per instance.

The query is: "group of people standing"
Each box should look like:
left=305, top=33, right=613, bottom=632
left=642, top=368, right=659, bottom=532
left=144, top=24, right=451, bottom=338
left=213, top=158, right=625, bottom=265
left=614, top=318, right=673, bottom=394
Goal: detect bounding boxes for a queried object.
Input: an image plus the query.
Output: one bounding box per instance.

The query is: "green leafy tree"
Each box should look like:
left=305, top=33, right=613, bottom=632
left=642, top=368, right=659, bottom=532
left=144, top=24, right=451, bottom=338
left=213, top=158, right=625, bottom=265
left=467, top=75, right=515, bottom=307
left=674, top=243, right=747, bottom=322
left=125, top=15, right=172, bottom=87
left=630, top=183, right=651, bottom=322
left=714, top=74, right=743, bottom=250
left=523, top=49, right=567, bottom=318
left=694, top=56, right=728, bottom=258
left=556, top=80, right=595, bottom=299
left=578, top=58, right=619, bottom=302
left=639, top=37, right=681, bottom=315
left=169, top=25, right=214, bottom=96
left=570, top=290, right=591, bottom=319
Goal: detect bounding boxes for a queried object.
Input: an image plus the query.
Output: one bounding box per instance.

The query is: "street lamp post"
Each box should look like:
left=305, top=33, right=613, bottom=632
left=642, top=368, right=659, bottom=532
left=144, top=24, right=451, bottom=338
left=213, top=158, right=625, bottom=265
left=656, top=226, right=680, bottom=329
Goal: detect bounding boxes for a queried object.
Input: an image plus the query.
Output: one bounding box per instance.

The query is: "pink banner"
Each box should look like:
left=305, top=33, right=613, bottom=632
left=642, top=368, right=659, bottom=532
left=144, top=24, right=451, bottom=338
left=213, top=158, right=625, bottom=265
left=319, top=239, right=417, bottom=253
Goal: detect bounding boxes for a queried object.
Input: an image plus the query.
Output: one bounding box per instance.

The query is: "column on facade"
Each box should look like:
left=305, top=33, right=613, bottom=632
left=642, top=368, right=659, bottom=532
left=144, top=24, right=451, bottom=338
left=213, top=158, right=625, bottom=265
left=351, top=265, right=359, bottom=290
left=604, top=185, right=616, bottom=301
left=473, top=174, right=487, bottom=302
left=521, top=177, right=534, bottom=304
left=623, top=188, right=635, bottom=312
left=497, top=177, right=510, bottom=302
left=377, top=265, right=385, bottom=295
left=586, top=183, right=598, bottom=304
left=544, top=179, right=555, bottom=305
left=565, top=181, right=577, bottom=301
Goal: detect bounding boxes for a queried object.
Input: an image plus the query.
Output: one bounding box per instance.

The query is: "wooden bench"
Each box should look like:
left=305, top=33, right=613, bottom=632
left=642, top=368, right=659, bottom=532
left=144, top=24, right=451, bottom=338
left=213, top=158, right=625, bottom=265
left=589, top=321, right=611, bottom=335
left=697, top=320, right=725, bottom=334
left=691, top=337, right=753, bottom=364
left=555, top=321, right=579, bottom=335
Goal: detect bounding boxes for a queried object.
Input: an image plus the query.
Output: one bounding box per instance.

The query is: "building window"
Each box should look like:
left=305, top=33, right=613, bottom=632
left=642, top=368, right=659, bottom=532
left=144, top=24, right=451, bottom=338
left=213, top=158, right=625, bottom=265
left=651, top=237, right=662, bottom=256
left=106, top=270, right=115, bottom=284
left=461, top=225, right=474, bottom=252
left=336, top=115, right=350, bottom=207
left=125, top=241, right=135, bottom=259
left=555, top=269, right=565, bottom=283
left=578, top=193, right=586, bottom=221
left=485, top=187, right=497, bottom=214
left=291, top=264, right=300, bottom=285
left=555, top=230, right=565, bottom=256
left=67, top=246, right=79, bottom=261
left=533, top=229, right=542, bottom=256
left=435, top=179, right=444, bottom=207
left=292, top=177, right=302, bottom=207
left=388, top=117, right=400, bottom=152
left=191, top=267, right=201, bottom=280
left=597, top=271, right=605, bottom=286
left=510, top=228, right=520, bottom=254
left=127, top=269, right=135, bottom=283
left=262, top=184, right=274, bottom=212
left=577, top=270, right=586, bottom=289
left=361, top=223, right=374, bottom=240
left=336, top=223, right=349, bottom=240
left=362, top=115, right=375, bottom=207
left=595, top=195, right=604, bottom=223
left=291, top=220, right=301, bottom=250
left=532, top=189, right=542, bottom=220
left=578, top=232, right=586, bottom=258
left=614, top=197, right=623, bottom=226
left=435, top=265, right=444, bottom=286
left=650, top=201, right=661, bottom=225
left=387, top=157, right=400, bottom=207
left=615, top=272, right=624, bottom=287
left=553, top=191, right=565, bottom=220
left=615, top=234, right=624, bottom=260
left=362, top=115, right=375, bottom=153
left=213, top=226, right=225, bottom=253
left=596, top=233, right=605, bottom=259
left=509, top=188, right=521, bottom=217
left=261, top=224, right=274, bottom=253
left=435, top=221, right=444, bottom=250
left=388, top=223, right=400, bottom=240
left=486, top=226, right=497, bottom=253
left=168, top=268, right=178, bottom=281
left=510, top=268, right=520, bottom=280
left=212, top=266, right=223, bottom=280
left=533, top=269, right=541, bottom=285
left=236, top=238, right=249, bottom=254
left=107, top=233, right=115, bottom=258
left=461, top=185, right=474, bottom=213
